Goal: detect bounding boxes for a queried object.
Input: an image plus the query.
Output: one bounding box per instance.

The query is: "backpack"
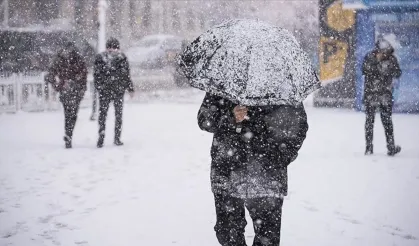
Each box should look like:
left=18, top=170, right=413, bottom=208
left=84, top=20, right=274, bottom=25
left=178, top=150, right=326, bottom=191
left=264, top=105, right=305, bottom=142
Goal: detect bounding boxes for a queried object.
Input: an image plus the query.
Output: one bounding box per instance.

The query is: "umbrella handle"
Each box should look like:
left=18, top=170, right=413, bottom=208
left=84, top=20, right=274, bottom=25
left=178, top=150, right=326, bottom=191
left=236, top=124, right=242, bottom=133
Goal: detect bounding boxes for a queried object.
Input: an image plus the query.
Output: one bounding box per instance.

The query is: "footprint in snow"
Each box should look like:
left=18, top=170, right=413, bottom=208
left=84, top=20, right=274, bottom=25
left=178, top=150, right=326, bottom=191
left=389, top=231, right=418, bottom=241
left=75, top=241, right=89, bottom=245
left=2, top=221, right=27, bottom=239
left=2, top=231, right=14, bottom=239
left=382, top=225, right=418, bottom=241
left=334, top=211, right=350, bottom=218
left=301, top=201, right=319, bottom=212
left=38, top=214, right=54, bottom=224
left=83, top=187, right=94, bottom=192
left=54, top=222, right=68, bottom=229
left=82, top=207, right=97, bottom=214
left=334, top=211, right=362, bottom=225
left=401, top=234, right=417, bottom=240
left=340, top=217, right=362, bottom=225
left=304, top=206, right=319, bottom=212
left=383, top=224, right=402, bottom=231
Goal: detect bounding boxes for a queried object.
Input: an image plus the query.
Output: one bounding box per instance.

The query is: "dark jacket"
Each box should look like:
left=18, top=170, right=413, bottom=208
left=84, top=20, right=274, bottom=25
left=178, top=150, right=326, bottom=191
left=362, top=45, right=401, bottom=104
left=198, top=93, right=308, bottom=199
left=94, top=50, right=134, bottom=96
left=45, top=47, right=88, bottom=94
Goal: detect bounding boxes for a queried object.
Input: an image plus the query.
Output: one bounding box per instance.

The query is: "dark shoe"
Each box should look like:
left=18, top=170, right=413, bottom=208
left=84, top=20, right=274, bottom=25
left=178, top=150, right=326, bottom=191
left=97, top=135, right=104, bottom=148
left=114, top=139, right=124, bottom=146
left=64, top=136, right=72, bottom=149
left=365, top=145, right=373, bottom=155
left=387, top=145, right=401, bottom=156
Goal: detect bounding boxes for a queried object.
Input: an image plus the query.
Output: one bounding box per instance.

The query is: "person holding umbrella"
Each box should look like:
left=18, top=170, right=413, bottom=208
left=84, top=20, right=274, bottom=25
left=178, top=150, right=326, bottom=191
left=178, top=20, right=320, bottom=246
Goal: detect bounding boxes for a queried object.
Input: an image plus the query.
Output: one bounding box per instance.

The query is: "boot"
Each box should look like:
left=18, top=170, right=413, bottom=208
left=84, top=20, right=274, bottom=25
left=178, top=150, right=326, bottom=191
left=64, top=136, right=72, bottom=149
left=365, top=144, right=373, bottom=155
left=114, top=138, right=124, bottom=146
left=387, top=145, right=401, bottom=156
left=97, top=134, right=105, bottom=148
left=90, top=114, right=97, bottom=121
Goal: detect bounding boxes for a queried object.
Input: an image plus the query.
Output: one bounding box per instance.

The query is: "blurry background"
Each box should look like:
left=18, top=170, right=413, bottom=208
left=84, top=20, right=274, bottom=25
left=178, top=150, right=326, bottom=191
left=1, top=0, right=418, bottom=114
left=0, top=0, right=318, bottom=53
left=0, top=0, right=319, bottom=112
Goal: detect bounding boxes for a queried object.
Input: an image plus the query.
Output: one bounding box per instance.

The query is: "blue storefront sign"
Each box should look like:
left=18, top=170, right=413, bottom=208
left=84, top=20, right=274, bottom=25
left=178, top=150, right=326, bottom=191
left=344, top=0, right=419, bottom=9
left=364, top=0, right=419, bottom=8
left=376, top=21, right=419, bottom=113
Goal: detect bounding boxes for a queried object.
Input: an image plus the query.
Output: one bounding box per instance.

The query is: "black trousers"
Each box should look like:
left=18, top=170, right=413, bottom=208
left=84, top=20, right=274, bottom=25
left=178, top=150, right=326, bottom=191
left=214, top=194, right=283, bottom=246
left=91, top=83, right=98, bottom=117
left=365, top=100, right=395, bottom=149
left=98, top=93, right=124, bottom=140
left=60, top=93, right=83, bottom=139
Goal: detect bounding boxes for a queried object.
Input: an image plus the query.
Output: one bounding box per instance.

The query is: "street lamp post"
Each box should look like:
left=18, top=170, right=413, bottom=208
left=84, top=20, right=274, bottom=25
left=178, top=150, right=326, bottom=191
left=91, top=0, right=108, bottom=121
left=1, top=0, right=9, bottom=27
left=98, top=0, right=108, bottom=53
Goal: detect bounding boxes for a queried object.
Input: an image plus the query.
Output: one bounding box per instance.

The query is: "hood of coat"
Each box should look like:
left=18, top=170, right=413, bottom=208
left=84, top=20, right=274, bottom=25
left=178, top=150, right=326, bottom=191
left=375, top=39, right=395, bottom=56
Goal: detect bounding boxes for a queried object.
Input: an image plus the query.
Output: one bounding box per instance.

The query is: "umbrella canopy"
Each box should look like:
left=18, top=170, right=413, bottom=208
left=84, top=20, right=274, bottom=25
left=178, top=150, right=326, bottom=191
left=178, top=19, right=321, bottom=106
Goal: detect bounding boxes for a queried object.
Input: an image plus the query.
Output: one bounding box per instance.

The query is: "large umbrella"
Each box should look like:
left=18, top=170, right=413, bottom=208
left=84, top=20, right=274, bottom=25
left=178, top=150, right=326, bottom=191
left=177, top=19, right=321, bottom=106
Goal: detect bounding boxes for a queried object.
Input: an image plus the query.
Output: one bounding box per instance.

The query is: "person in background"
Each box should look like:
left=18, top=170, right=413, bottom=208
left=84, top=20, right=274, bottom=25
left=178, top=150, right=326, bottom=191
left=362, top=39, right=402, bottom=156
left=198, top=93, right=308, bottom=246
left=94, top=37, right=134, bottom=148
left=45, top=41, right=88, bottom=149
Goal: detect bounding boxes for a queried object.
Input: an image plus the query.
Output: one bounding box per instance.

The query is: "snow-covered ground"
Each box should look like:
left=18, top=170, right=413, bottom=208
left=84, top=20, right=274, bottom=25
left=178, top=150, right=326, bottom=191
left=1, top=91, right=418, bottom=246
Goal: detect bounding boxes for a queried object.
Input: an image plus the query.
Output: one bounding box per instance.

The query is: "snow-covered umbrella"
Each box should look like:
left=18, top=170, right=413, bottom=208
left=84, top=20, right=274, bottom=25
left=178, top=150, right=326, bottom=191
left=177, top=19, right=321, bottom=106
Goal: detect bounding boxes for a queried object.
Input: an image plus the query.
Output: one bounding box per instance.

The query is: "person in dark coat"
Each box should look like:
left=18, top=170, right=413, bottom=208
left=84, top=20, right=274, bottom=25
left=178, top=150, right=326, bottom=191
left=362, top=39, right=402, bottom=156
left=45, top=41, right=88, bottom=148
left=94, top=37, right=134, bottom=148
left=198, top=93, right=308, bottom=246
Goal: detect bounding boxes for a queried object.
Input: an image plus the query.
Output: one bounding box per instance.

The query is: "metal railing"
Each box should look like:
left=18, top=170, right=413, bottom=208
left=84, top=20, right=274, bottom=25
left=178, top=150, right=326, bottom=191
left=0, top=72, right=94, bottom=113
left=0, top=67, right=178, bottom=113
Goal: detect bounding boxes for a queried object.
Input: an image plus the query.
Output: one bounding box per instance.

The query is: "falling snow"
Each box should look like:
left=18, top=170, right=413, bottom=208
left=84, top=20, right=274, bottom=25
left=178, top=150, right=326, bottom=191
left=1, top=1, right=419, bottom=246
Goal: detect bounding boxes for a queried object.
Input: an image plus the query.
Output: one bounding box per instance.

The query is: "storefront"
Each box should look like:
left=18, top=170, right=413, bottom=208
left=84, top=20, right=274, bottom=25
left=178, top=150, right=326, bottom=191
left=317, top=0, right=419, bottom=113
left=351, top=0, right=419, bottom=113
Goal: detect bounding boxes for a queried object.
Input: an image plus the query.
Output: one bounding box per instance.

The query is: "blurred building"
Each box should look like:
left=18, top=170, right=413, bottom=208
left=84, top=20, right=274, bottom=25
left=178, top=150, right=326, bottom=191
left=1, top=0, right=317, bottom=50
left=316, top=0, right=419, bottom=113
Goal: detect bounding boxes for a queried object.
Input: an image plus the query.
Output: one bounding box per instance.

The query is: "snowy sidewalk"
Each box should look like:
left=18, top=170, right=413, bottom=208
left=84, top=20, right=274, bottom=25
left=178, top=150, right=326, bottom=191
left=1, top=98, right=419, bottom=246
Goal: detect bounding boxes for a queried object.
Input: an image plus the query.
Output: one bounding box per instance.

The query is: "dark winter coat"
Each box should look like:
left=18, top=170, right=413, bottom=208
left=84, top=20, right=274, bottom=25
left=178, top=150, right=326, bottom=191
left=94, top=50, right=134, bottom=96
left=45, top=47, right=88, bottom=95
left=362, top=46, right=401, bottom=105
left=198, top=93, right=308, bottom=199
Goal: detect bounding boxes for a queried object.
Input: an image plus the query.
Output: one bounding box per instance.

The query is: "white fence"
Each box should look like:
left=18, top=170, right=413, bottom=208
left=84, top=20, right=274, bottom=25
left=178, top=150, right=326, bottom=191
left=0, top=73, right=94, bottom=113
left=0, top=68, right=178, bottom=114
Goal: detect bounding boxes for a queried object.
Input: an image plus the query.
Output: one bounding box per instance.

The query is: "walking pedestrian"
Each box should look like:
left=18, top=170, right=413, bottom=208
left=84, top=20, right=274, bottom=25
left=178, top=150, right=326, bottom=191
left=45, top=41, right=88, bottom=148
left=94, top=37, right=134, bottom=148
left=198, top=94, right=308, bottom=246
left=177, top=20, right=319, bottom=246
left=362, top=39, right=402, bottom=156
